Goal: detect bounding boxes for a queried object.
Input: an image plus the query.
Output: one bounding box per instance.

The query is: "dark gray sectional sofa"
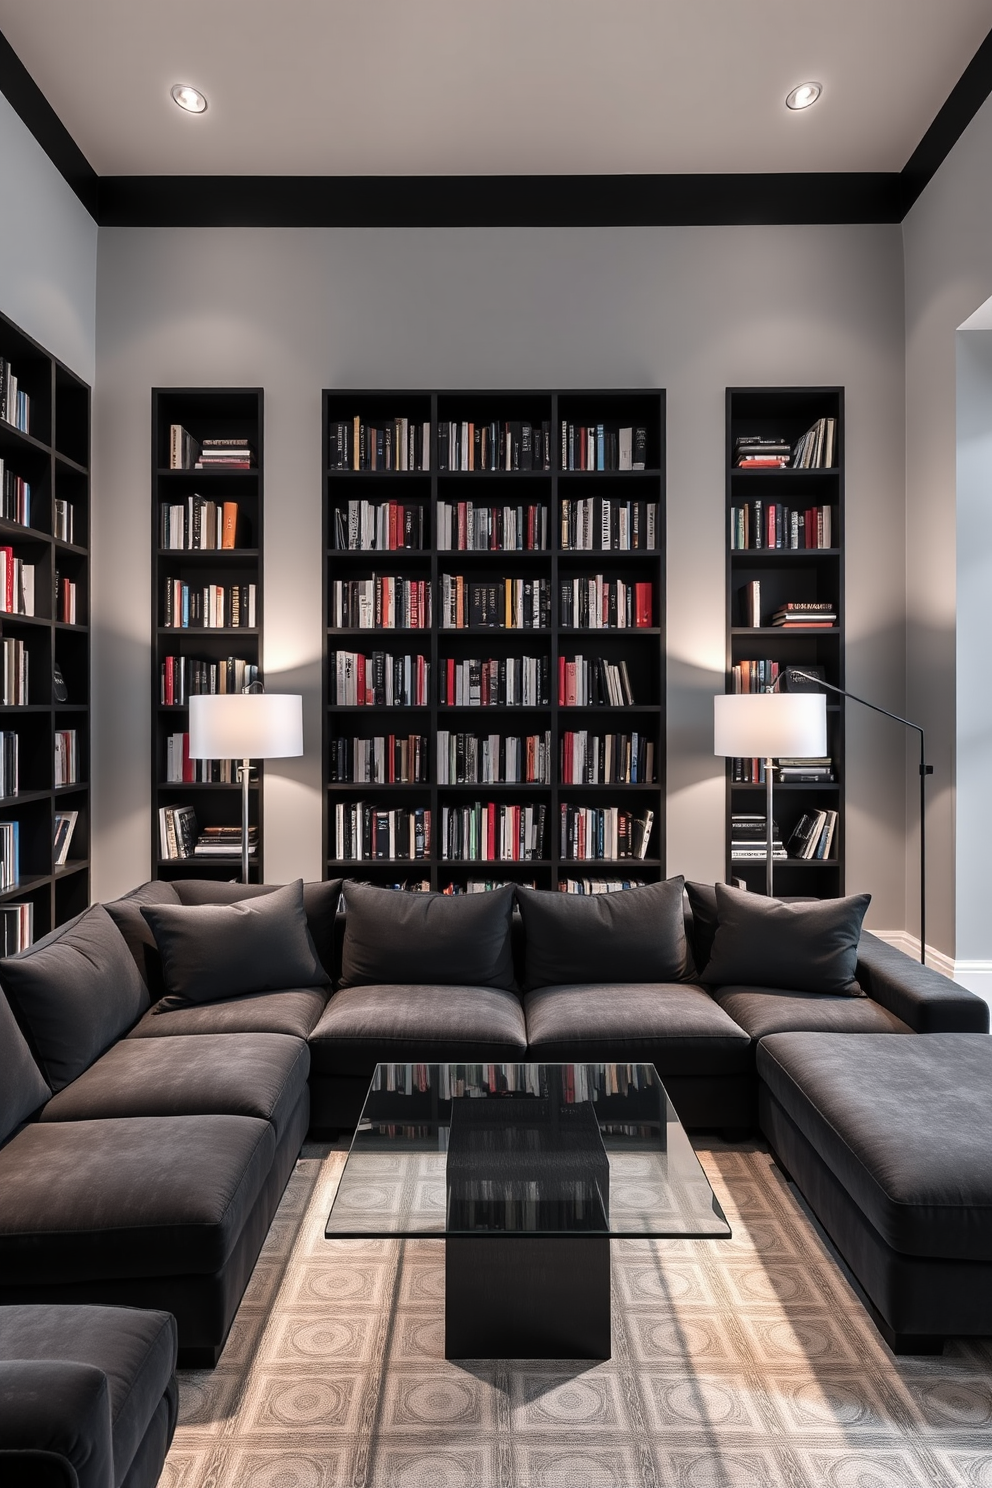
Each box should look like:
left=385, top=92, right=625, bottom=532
left=0, top=871, right=988, bottom=1390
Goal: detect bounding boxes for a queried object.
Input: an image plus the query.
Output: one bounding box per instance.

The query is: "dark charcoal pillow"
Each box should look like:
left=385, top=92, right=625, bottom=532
left=338, top=881, right=516, bottom=990
left=703, top=883, right=871, bottom=996
left=141, top=879, right=330, bottom=1004
left=685, top=882, right=719, bottom=975
left=173, top=878, right=343, bottom=982
left=515, top=879, right=690, bottom=992
left=0, top=990, right=51, bottom=1142
left=0, top=905, right=150, bottom=1092
left=104, top=879, right=182, bottom=998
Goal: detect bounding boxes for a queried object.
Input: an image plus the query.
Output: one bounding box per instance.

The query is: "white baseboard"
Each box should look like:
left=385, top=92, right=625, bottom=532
left=872, top=931, right=992, bottom=1013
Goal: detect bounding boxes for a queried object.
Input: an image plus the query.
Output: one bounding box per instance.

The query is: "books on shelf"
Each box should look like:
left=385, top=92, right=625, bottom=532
left=560, top=730, right=655, bottom=785
left=193, top=825, right=258, bottom=857
left=738, top=580, right=761, bottom=628
left=731, top=757, right=767, bottom=784
left=734, top=436, right=791, bottom=469
left=158, top=804, right=199, bottom=859
left=560, top=804, right=654, bottom=860
left=1, top=637, right=27, bottom=704
left=441, top=801, right=547, bottom=862
left=436, top=730, right=551, bottom=785
left=778, top=757, right=835, bottom=782
left=786, top=808, right=839, bottom=859
left=0, top=731, right=17, bottom=796
left=437, top=501, right=548, bottom=552
left=54, top=810, right=77, bottom=867
left=558, top=656, right=635, bottom=707
left=330, top=417, right=431, bottom=472
left=54, top=499, right=72, bottom=542
left=334, top=501, right=425, bottom=551
left=731, top=660, right=779, bottom=694
left=560, top=422, right=646, bottom=472
left=440, top=655, right=550, bottom=708
left=439, top=420, right=551, bottom=472
left=731, top=813, right=786, bottom=860
left=0, top=901, right=32, bottom=953
left=165, top=732, right=239, bottom=784
left=0, top=360, right=29, bottom=433
left=793, top=418, right=836, bottom=470
left=442, top=879, right=535, bottom=895
left=194, top=438, right=255, bottom=471
left=329, top=734, right=430, bottom=784
left=0, top=549, right=34, bottom=615
left=560, top=498, right=657, bottom=551
left=334, top=802, right=431, bottom=860
left=772, top=602, right=836, bottom=628
left=56, top=573, right=77, bottom=624
left=331, top=576, right=430, bottom=630
left=161, top=497, right=241, bottom=550
left=0, top=460, right=31, bottom=527
left=54, top=729, right=77, bottom=787
left=440, top=575, right=550, bottom=630
left=169, top=425, right=199, bottom=470
left=559, top=576, right=652, bottom=629
left=0, top=819, right=19, bottom=888
left=730, top=501, right=832, bottom=550
left=329, top=650, right=429, bottom=707
left=161, top=656, right=259, bottom=706
left=163, top=579, right=256, bottom=629
left=559, top=877, right=647, bottom=894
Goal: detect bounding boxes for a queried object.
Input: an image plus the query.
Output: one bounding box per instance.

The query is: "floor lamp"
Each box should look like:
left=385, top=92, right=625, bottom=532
left=714, top=690, right=828, bottom=897
left=786, top=667, right=932, bottom=964
left=188, top=689, right=304, bottom=884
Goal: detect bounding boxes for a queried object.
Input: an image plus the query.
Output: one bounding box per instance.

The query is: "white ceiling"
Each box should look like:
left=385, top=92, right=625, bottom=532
left=1, top=0, right=990, bottom=178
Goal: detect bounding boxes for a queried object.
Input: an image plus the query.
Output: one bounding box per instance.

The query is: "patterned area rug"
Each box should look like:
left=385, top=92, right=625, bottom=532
left=162, top=1142, right=992, bottom=1488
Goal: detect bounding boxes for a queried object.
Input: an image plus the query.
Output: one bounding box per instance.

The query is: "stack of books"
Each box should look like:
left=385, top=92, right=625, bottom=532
left=786, top=809, right=839, bottom=859
left=734, top=436, right=791, bottom=468
left=793, top=418, right=836, bottom=469
left=731, top=814, right=786, bottom=860
left=194, top=438, right=254, bottom=470
left=772, top=602, right=836, bottom=628
left=777, top=757, right=835, bottom=783
left=193, top=825, right=258, bottom=858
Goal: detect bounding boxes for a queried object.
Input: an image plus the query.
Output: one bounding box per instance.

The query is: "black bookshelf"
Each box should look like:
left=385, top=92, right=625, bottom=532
left=323, top=389, right=666, bottom=891
left=725, top=387, right=845, bottom=896
left=151, top=389, right=264, bottom=882
left=0, top=308, right=91, bottom=939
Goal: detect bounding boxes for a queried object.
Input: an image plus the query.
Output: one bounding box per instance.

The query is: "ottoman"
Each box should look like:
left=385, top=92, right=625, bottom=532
left=757, top=1031, right=992, bottom=1354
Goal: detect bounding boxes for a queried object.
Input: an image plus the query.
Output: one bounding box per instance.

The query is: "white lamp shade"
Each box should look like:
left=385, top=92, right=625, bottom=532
left=188, top=693, right=303, bottom=760
left=713, top=692, right=827, bottom=758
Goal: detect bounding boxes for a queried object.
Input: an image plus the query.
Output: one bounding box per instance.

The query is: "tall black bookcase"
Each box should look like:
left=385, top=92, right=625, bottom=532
left=322, top=388, right=666, bottom=891
left=0, top=308, right=91, bottom=939
left=151, top=389, right=264, bottom=882
left=725, top=387, right=845, bottom=896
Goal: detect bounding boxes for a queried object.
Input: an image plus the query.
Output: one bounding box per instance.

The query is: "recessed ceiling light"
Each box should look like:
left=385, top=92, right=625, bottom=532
left=171, top=84, right=207, bottom=114
left=786, top=81, right=822, bottom=111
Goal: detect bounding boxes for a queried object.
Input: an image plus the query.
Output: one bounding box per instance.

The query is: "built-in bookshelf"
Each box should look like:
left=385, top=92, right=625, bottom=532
left=0, top=308, right=91, bottom=944
left=151, top=389, right=264, bottom=882
left=725, top=387, right=845, bottom=896
left=323, top=389, right=666, bottom=891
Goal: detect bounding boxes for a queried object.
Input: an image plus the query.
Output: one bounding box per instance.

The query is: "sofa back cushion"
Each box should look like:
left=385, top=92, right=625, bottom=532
left=338, top=881, right=516, bottom=990
left=702, top=883, right=871, bottom=996
left=0, top=989, right=51, bottom=1142
left=173, top=877, right=342, bottom=982
left=104, top=879, right=182, bottom=998
left=515, top=878, right=691, bottom=991
left=141, top=879, right=330, bottom=1004
left=0, top=905, right=150, bottom=1091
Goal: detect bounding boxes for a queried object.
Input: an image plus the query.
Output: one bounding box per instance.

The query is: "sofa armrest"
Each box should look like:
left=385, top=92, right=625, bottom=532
left=0, top=1361, right=113, bottom=1488
left=856, top=931, right=989, bottom=1033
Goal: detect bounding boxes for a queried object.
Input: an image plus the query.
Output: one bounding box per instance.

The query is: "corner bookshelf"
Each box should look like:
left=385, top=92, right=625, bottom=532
left=322, top=388, right=666, bottom=892
left=0, top=307, right=91, bottom=944
left=151, top=389, right=264, bottom=882
left=725, top=387, right=845, bottom=896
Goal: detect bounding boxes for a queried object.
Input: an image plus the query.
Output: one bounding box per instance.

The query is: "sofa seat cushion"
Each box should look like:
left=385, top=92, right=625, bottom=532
left=716, top=986, right=912, bottom=1041
left=524, top=982, right=752, bottom=1076
left=0, top=1114, right=275, bottom=1281
left=41, top=1033, right=309, bottom=1142
left=0, top=1304, right=177, bottom=1487
left=308, top=984, right=527, bottom=1077
left=128, top=984, right=330, bottom=1041
left=758, top=1032, right=992, bottom=1261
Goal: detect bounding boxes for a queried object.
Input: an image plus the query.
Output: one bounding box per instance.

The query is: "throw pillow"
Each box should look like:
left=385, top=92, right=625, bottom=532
left=338, top=881, right=516, bottom=990
left=0, top=989, right=51, bottom=1141
left=141, top=879, right=329, bottom=1004
left=0, top=905, right=150, bottom=1091
left=104, top=879, right=183, bottom=998
left=702, top=883, right=871, bottom=996
left=173, top=878, right=342, bottom=982
left=515, top=878, right=690, bottom=991
left=684, top=881, right=719, bottom=975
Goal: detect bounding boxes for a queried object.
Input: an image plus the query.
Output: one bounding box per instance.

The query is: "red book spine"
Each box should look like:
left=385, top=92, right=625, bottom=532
left=446, top=656, right=455, bottom=705
left=635, top=582, right=652, bottom=628
left=558, top=656, right=566, bottom=705
left=164, top=655, right=174, bottom=706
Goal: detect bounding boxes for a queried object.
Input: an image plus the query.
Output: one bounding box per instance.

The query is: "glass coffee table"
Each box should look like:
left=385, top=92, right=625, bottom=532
left=325, top=1061, right=730, bottom=1360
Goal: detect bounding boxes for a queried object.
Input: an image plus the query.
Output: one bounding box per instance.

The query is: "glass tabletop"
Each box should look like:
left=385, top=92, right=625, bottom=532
left=325, top=1063, right=731, bottom=1240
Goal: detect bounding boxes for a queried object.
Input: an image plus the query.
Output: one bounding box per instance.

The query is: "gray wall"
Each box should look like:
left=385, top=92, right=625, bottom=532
left=94, top=222, right=908, bottom=922
left=0, top=93, right=96, bottom=381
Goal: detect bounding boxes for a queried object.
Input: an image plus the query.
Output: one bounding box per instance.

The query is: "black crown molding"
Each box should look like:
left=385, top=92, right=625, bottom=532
left=1, top=23, right=990, bottom=228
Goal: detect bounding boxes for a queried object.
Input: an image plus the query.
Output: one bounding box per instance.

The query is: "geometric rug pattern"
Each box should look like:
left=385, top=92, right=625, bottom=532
left=161, top=1143, right=992, bottom=1488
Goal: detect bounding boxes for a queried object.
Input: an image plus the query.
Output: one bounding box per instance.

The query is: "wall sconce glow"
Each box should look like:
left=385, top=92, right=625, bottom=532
left=786, top=81, right=822, bottom=110
left=171, top=84, right=207, bottom=114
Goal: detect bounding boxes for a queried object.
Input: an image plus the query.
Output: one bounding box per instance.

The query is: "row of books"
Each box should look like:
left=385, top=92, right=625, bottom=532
left=440, top=656, right=549, bottom=708
left=559, top=576, right=652, bottom=630
left=0, top=819, right=19, bottom=889
left=169, top=428, right=255, bottom=470
left=559, top=656, right=636, bottom=707
left=733, top=419, right=836, bottom=470
left=561, top=498, right=657, bottom=551
left=440, top=575, right=551, bottom=631
left=560, top=804, right=654, bottom=861
left=333, top=803, right=431, bottom=860
left=0, top=462, right=30, bottom=527
left=439, top=420, right=552, bottom=473
left=730, top=501, right=833, bottom=550
left=330, top=577, right=430, bottom=630
left=0, top=901, right=32, bottom=954
left=561, top=423, right=647, bottom=472
left=329, top=734, right=429, bottom=784
left=440, top=801, right=548, bottom=862
left=333, top=501, right=425, bottom=552
left=54, top=729, right=78, bottom=787
left=164, top=733, right=239, bottom=784
left=55, top=499, right=73, bottom=544
left=329, top=650, right=429, bottom=708
left=0, top=550, right=34, bottom=615
left=160, top=497, right=241, bottom=550
left=0, top=361, right=29, bottom=433
left=730, top=814, right=786, bottom=860
left=160, top=657, right=260, bottom=706
left=441, top=880, right=531, bottom=894
left=560, top=730, right=656, bottom=785
left=786, top=808, right=839, bottom=859
left=0, top=731, right=17, bottom=797
left=158, top=805, right=258, bottom=860
left=437, top=502, right=548, bottom=552
left=329, top=417, right=431, bottom=472
left=737, top=581, right=837, bottom=629
left=54, top=810, right=78, bottom=866
left=437, top=730, right=552, bottom=785
left=162, top=580, right=257, bottom=629
left=559, top=877, right=647, bottom=894
left=1, top=638, right=28, bottom=705
left=56, top=574, right=78, bottom=625
left=730, top=660, right=780, bottom=694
